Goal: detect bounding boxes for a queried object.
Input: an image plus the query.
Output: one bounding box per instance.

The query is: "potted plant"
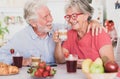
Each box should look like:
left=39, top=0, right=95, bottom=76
left=0, top=21, right=9, bottom=39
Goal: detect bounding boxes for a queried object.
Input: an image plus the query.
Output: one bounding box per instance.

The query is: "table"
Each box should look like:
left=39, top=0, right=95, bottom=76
left=0, top=64, right=87, bottom=79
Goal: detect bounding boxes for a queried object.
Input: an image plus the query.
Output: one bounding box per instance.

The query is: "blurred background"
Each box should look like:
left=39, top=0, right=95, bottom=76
left=0, top=0, right=120, bottom=47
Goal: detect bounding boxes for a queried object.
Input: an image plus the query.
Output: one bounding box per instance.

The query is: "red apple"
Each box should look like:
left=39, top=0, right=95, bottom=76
left=104, top=61, right=119, bottom=72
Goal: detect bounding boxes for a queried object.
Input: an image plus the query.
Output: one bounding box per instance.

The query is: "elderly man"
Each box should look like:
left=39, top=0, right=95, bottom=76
left=0, top=0, right=104, bottom=66
left=0, top=0, right=55, bottom=65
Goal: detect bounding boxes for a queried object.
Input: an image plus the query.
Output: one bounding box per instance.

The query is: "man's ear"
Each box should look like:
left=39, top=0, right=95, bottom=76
left=29, top=20, right=37, bottom=27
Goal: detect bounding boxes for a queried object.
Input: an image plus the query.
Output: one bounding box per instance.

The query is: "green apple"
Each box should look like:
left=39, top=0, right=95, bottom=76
left=90, top=63, right=104, bottom=73
left=82, top=59, right=93, bottom=73
left=94, top=58, right=103, bottom=65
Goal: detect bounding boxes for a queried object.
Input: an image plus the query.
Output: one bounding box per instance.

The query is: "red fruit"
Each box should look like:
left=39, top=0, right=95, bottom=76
left=10, top=48, right=15, bottom=54
left=42, top=71, right=49, bottom=77
left=104, top=61, right=119, bottom=72
left=34, top=70, right=42, bottom=77
left=64, top=53, right=69, bottom=58
left=45, top=65, right=51, bottom=71
left=38, top=68, right=44, bottom=74
left=39, top=61, right=46, bottom=68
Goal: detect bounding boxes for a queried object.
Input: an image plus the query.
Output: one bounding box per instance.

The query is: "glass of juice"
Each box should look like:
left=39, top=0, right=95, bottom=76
left=65, top=54, right=78, bottom=73
left=13, top=56, right=23, bottom=68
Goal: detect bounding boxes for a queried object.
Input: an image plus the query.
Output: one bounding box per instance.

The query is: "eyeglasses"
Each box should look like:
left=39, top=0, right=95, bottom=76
left=64, top=13, right=83, bottom=21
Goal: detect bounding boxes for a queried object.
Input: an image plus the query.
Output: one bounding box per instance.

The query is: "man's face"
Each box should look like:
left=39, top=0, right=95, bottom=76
left=34, top=6, right=53, bottom=33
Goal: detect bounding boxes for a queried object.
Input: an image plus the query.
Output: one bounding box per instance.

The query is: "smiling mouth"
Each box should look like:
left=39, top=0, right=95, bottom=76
left=47, top=23, right=52, bottom=26
left=47, top=24, right=52, bottom=29
left=71, top=21, right=78, bottom=26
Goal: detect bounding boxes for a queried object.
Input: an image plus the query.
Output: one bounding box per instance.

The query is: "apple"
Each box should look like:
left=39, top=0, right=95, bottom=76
left=94, top=58, right=103, bottom=65
left=82, top=59, right=93, bottom=73
left=90, top=63, right=104, bottom=73
left=105, top=20, right=114, bottom=31
left=104, top=61, right=119, bottom=72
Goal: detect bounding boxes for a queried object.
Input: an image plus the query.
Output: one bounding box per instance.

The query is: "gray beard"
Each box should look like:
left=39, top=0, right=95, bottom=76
left=37, top=26, right=51, bottom=33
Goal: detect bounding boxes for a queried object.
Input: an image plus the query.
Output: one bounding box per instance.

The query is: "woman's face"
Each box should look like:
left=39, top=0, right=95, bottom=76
left=65, top=7, right=88, bottom=31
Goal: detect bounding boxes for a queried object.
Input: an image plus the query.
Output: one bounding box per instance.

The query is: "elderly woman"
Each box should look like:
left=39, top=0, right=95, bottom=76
left=53, top=0, right=115, bottom=64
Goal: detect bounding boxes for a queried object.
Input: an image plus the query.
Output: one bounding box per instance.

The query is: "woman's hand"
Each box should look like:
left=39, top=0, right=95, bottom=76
left=87, top=20, right=107, bottom=36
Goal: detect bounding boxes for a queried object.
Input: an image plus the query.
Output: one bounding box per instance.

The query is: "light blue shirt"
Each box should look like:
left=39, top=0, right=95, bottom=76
left=0, top=25, right=56, bottom=64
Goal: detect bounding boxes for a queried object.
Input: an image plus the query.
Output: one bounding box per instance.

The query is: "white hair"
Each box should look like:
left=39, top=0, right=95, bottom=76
left=65, top=0, right=94, bottom=20
left=24, top=0, right=47, bottom=24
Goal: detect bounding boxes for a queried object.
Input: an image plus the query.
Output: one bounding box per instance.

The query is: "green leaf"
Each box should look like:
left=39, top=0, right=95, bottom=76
left=0, top=21, right=9, bottom=35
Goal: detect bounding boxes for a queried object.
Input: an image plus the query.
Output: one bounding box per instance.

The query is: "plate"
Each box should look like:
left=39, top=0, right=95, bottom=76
left=84, top=72, right=117, bottom=79
left=31, top=76, right=53, bottom=79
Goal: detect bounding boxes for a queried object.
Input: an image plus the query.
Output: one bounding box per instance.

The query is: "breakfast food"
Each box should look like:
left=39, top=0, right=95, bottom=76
left=82, top=58, right=118, bottom=79
left=82, top=58, right=119, bottom=73
left=8, top=66, right=19, bottom=74
left=27, top=61, right=56, bottom=78
left=82, top=59, right=93, bottom=73
left=104, top=60, right=119, bottom=72
left=0, top=62, right=19, bottom=75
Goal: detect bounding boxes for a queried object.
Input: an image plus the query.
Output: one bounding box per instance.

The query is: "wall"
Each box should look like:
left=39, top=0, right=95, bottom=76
left=0, top=0, right=120, bottom=38
left=106, top=0, right=120, bottom=37
left=0, top=0, right=67, bottom=40
left=0, top=0, right=27, bottom=8
left=47, top=1, right=66, bottom=24
left=0, top=0, right=67, bottom=23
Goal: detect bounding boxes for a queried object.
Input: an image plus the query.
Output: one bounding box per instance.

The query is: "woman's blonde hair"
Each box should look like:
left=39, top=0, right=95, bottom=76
left=65, top=0, right=94, bottom=19
left=24, top=0, right=46, bottom=24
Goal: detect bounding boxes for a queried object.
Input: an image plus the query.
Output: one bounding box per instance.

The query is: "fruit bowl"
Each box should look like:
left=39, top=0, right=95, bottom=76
left=31, top=76, right=53, bottom=79
left=84, top=72, right=117, bottom=79
left=27, top=61, right=56, bottom=79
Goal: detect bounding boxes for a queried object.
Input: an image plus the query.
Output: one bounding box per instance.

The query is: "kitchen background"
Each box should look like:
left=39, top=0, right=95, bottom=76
left=0, top=0, right=120, bottom=64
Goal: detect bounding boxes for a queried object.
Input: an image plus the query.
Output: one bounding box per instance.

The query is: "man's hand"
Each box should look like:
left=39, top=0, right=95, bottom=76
left=22, top=58, right=31, bottom=66
left=87, top=20, right=107, bottom=36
